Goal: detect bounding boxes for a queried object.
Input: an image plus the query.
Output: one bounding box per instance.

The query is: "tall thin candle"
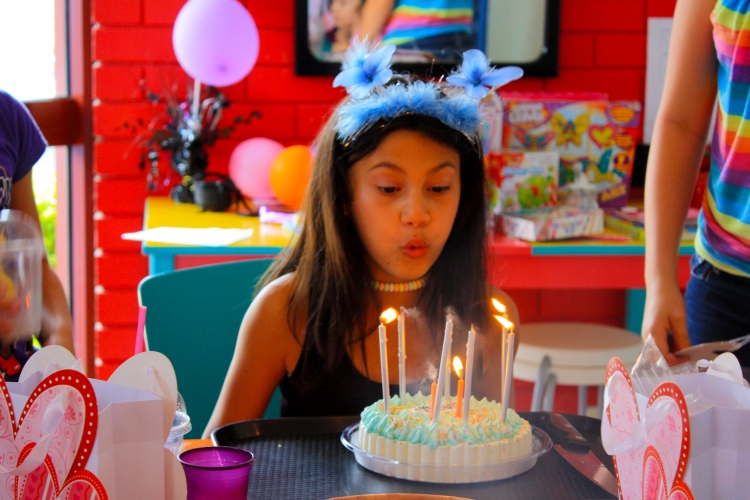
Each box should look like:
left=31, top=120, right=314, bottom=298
left=379, top=308, right=398, bottom=415
left=430, top=381, right=438, bottom=419
left=398, top=310, right=406, bottom=403
left=432, top=314, right=453, bottom=424
left=453, top=357, right=464, bottom=419
left=494, top=314, right=513, bottom=393
left=378, top=321, right=390, bottom=415
left=501, top=330, right=516, bottom=422
left=444, top=319, right=453, bottom=398
left=462, top=325, right=476, bottom=427
left=494, top=313, right=515, bottom=422
left=492, top=298, right=509, bottom=387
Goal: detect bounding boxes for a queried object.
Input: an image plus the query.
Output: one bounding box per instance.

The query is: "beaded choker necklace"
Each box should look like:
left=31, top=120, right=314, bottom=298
left=372, top=277, right=426, bottom=293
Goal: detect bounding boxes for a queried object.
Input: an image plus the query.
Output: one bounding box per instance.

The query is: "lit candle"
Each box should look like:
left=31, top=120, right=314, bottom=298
left=432, top=314, right=453, bottom=424
left=493, top=311, right=515, bottom=422
left=453, top=356, right=464, bottom=419
left=492, top=298, right=507, bottom=316
left=444, top=318, right=453, bottom=398
left=462, top=325, right=476, bottom=427
left=501, top=330, right=515, bottom=423
left=493, top=298, right=509, bottom=379
left=430, top=380, right=438, bottom=420
left=494, top=313, right=513, bottom=399
left=398, top=309, right=406, bottom=403
left=379, top=308, right=398, bottom=415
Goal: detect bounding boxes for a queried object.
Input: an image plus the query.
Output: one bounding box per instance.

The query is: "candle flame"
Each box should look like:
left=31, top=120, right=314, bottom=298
left=494, top=314, right=514, bottom=330
left=492, top=298, right=507, bottom=314
left=453, top=356, right=463, bottom=378
left=380, top=308, right=398, bottom=324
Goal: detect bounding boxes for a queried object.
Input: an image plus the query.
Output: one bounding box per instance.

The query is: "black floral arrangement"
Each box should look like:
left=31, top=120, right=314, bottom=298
left=130, top=83, right=261, bottom=208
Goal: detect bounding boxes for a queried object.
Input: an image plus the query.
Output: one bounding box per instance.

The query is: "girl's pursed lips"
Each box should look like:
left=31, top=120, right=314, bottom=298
left=400, top=238, right=428, bottom=258
left=402, top=238, right=427, bottom=249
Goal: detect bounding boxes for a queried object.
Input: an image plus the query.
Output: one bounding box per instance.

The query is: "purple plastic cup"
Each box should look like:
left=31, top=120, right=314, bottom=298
left=179, top=446, right=254, bottom=500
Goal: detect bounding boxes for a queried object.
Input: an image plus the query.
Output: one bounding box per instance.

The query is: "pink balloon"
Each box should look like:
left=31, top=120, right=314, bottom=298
left=173, top=0, right=260, bottom=87
left=229, top=138, right=285, bottom=199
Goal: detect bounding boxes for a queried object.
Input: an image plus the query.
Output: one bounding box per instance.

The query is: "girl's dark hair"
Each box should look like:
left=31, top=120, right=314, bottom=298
left=259, top=109, right=489, bottom=391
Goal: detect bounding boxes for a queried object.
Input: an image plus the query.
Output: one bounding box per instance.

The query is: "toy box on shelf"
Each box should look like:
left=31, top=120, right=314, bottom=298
left=486, top=151, right=560, bottom=215
left=499, top=92, right=642, bottom=209
left=501, top=206, right=604, bottom=242
left=603, top=206, right=698, bottom=242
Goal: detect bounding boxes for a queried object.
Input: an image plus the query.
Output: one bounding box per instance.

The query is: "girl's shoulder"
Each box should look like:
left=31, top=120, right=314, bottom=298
left=247, top=272, right=304, bottom=344
left=258, top=271, right=296, bottom=296
left=252, top=272, right=298, bottom=319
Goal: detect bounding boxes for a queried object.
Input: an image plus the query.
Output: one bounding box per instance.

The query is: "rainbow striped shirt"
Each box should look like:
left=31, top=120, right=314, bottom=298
left=381, top=0, right=473, bottom=46
left=703, top=0, right=750, bottom=276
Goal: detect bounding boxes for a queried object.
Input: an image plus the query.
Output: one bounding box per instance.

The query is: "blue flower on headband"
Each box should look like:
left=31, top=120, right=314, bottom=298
left=333, top=44, right=396, bottom=99
left=446, top=49, right=523, bottom=99
left=335, top=80, right=481, bottom=141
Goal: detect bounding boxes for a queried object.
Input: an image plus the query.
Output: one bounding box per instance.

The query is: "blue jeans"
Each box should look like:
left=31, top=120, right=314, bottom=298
left=685, top=254, right=750, bottom=367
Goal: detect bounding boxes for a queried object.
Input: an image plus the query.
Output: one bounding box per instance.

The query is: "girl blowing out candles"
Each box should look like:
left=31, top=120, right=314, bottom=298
left=204, top=43, right=522, bottom=437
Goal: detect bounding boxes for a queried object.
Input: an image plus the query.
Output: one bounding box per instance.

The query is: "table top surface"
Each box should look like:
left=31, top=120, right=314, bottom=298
left=208, top=414, right=616, bottom=500
left=143, top=196, right=293, bottom=253
left=142, top=196, right=695, bottom=257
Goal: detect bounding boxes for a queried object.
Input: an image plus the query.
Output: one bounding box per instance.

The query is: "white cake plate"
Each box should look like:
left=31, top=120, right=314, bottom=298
left=340, top=424, right=552, bottom=484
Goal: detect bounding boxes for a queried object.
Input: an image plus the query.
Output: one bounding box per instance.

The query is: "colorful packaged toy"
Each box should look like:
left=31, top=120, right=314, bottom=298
left=500, top=93, right=642, bottom=209
left=487, top=151, right=559, bottom=214
left=502, top=206, right=604, bottom=242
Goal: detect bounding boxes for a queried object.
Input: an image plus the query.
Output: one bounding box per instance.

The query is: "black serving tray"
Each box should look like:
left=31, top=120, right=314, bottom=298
left=211, top=412, right=616, bottom=500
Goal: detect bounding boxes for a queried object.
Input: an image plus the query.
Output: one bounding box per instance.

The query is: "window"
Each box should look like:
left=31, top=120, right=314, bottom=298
left=0, top=0, right=67, bottom=269
left=0, top=0, right=93, bottom=372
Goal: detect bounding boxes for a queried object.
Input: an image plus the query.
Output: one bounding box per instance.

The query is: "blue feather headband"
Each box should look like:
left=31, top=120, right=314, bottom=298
left=332, top=41, right=523, bottom=142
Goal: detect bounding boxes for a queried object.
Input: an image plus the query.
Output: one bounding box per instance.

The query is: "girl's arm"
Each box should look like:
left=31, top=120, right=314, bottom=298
left=357, top=0, right=396, bottom=43
left=203, top=274, right=300, bottom=437
left=643, top=0, right=717, bottom=364
left=9, top=172, right=74, bottom=352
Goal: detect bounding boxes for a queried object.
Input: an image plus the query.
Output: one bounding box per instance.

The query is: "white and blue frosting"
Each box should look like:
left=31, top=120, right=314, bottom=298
left=360, top=392, right=528, bottom=448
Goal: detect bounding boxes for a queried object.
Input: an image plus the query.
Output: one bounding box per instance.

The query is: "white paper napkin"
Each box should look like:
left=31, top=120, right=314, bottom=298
left=121, top=227, right=254, bottom=247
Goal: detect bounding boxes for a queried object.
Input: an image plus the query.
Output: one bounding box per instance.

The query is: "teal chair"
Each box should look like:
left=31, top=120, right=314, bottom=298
left=138, top=259, right=281, bottom=438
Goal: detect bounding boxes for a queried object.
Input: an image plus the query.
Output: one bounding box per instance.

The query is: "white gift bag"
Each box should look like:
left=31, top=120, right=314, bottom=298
left=602, top=348, right=750, bottom=500
left=0, top=347, right=186, bottom=500
left=671, top=372, right=750, bottom=499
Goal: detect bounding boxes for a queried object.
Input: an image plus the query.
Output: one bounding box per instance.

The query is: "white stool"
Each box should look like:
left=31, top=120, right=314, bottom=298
left=514, top=322, right=643, bottom=417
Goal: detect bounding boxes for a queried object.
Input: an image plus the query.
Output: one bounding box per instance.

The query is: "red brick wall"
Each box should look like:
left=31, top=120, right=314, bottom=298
left=91, top=0, right=677, bottom=385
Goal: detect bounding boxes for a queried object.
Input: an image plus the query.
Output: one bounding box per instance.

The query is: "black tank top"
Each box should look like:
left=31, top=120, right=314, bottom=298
left=279, top=343, right=401, bottom=417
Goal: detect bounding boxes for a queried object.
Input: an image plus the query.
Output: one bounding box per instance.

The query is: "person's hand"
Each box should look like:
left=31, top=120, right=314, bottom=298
left=0, top=281, right=20, bottom=338
left=642, top=281, right=691, bottom=366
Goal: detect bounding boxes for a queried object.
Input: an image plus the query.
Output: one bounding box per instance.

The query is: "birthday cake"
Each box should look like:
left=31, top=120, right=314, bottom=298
left=358, top=392, right=532, bottom=473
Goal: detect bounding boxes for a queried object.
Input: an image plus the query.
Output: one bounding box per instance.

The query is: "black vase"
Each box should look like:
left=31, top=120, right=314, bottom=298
left=170, top=181, right=194, bottom=204
left=192, top=179, right=234, bottom=212
left=169, top=139, right=209, bottom=204
left=171, top=139, right=209, bottom=178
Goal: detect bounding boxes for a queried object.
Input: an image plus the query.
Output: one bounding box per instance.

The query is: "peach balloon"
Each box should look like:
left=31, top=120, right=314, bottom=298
left=269, top=145, right=312, bottom=210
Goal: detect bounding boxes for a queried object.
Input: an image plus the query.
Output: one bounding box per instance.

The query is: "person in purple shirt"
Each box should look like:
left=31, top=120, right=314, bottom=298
left=0, top=90, right=73, bottom=381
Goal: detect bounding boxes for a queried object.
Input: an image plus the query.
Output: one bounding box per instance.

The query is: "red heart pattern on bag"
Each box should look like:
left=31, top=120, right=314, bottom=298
left=0, top=371, right=108, bottom=500
left=605, top=358, right=695, bottom=500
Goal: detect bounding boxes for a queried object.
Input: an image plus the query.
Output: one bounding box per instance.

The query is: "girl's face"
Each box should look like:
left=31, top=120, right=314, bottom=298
left=349, top=129, right=461, bottom=284
left=331, top=0, right=362, bottom=32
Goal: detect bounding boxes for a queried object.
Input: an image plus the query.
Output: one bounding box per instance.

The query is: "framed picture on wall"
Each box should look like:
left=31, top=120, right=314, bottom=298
left=295, top=0, right=560, bottom=77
